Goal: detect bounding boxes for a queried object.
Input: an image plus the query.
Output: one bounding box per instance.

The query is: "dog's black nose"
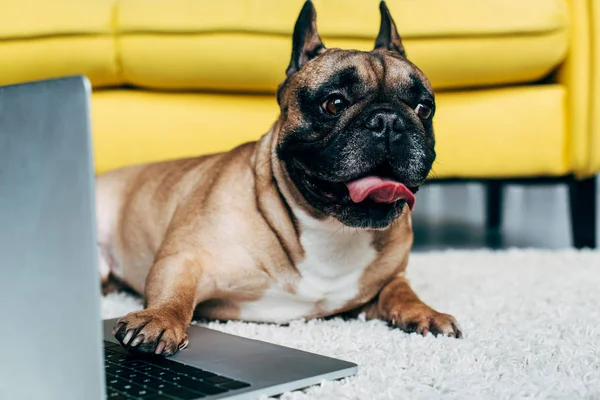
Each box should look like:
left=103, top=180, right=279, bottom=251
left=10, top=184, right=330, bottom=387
left=365, top=111, right=403, bottom=136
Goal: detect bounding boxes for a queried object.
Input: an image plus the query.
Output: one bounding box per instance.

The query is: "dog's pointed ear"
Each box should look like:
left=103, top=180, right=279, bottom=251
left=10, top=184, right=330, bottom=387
left=286, top=0, right=325, bottom=77
left=374, top=1, right=406, bottom=57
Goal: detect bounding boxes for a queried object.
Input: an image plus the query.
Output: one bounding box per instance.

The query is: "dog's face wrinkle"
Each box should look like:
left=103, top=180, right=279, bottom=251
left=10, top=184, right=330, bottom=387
left=277, top=50, right=436, bottom=229
left=299, top=67, right=362, bottom=107
left=371, top=52, right=387, bottom=96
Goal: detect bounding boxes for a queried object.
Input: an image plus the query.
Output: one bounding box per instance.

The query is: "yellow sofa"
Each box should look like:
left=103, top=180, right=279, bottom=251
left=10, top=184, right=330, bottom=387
left=0, top=0, right=596, bottom=247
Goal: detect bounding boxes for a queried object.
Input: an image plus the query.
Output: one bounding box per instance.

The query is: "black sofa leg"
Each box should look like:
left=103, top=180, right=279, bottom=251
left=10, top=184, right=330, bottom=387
left=486, top=182, right=503, bottom=232
left=569, top=176, right=597, bottom=249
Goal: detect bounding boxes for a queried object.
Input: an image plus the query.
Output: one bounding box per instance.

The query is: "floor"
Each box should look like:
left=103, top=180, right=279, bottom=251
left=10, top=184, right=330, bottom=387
left=103, top=249, right=600, bottom=400
left=411, top=176, right=599, bottom=250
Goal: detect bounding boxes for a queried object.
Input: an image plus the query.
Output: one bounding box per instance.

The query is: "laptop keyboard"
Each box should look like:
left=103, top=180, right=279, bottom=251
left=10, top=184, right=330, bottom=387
left=104, top=341, right=251, bottom=399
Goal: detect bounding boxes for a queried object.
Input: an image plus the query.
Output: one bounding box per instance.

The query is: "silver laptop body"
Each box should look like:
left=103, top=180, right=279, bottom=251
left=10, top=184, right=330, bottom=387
left=0, top=76, right=357, bottom=400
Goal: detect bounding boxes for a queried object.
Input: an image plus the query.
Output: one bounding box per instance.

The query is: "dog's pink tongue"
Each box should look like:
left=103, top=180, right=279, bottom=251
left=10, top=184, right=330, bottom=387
left=345, top=176, right=416, bottom=210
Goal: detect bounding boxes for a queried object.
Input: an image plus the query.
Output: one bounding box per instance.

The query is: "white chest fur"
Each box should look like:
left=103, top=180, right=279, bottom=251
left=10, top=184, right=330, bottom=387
left=239, top=210, right=377, bottom=323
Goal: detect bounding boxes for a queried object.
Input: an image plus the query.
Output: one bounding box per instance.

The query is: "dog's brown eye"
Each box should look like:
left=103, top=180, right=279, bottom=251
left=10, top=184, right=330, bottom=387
left=323, top=96, right=348, bottom=116
left=415, top=103, right=432, bottom=120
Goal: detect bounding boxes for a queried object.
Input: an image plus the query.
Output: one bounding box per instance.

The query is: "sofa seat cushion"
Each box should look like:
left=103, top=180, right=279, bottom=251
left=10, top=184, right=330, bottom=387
left=92, top=85, right=568, bottom=179
left=116, top=0, right=569, bottom=93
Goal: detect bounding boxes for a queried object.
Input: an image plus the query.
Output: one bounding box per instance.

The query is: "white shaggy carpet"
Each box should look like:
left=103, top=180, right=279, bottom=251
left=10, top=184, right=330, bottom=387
left=102, top=250, right=600, bottom=400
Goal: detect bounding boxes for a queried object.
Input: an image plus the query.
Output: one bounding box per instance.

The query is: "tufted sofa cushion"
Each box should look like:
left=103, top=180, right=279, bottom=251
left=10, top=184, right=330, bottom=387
left=0, top=0, right=569, bottom=92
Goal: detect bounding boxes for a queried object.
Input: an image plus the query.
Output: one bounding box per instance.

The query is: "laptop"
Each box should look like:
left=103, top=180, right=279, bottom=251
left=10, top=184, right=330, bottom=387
left=0, top=76, right=357, bottom=400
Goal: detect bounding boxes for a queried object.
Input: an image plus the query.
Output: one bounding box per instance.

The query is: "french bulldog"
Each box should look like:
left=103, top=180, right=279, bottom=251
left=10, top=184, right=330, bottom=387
left=97, top=0, right=462, bottom=356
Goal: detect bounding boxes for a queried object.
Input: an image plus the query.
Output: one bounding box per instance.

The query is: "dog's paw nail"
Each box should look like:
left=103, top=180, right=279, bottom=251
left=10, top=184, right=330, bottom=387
left=122, top=329, right=135, bottom=345
left=155, top=341, right=167, bottom=355
left=451, top=322, right=463, bottom=339
left=130, top=335, right=144, bottom=347
left=179, top=337, right=189, bottom=350
left=112, top=323, right=125, bottom=336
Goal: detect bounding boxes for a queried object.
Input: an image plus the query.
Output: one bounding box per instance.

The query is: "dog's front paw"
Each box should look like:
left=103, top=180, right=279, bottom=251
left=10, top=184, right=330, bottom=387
left=112, top=309, right=189, bottom=356
left=389, top=306, right=462, bottom=339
